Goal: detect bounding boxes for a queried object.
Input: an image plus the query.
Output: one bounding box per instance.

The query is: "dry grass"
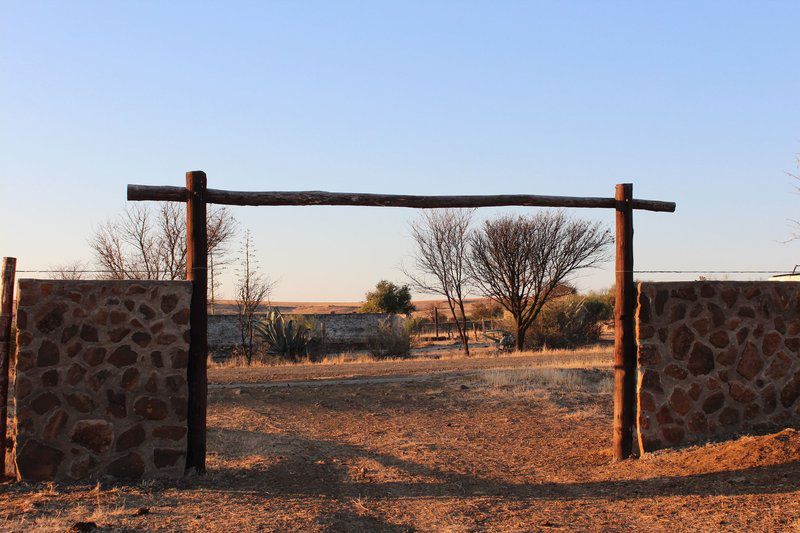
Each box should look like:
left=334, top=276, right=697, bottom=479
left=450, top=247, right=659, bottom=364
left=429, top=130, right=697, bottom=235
left=211, top=342, right=611, bottom=369
left=2, top=346, right=798, bottom=531
left=477, top=367, right=614, bottom=394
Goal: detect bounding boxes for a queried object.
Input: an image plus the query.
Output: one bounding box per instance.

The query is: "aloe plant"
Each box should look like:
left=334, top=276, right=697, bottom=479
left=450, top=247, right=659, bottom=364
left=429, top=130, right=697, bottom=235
left=254, top=309, right=310, bottom=360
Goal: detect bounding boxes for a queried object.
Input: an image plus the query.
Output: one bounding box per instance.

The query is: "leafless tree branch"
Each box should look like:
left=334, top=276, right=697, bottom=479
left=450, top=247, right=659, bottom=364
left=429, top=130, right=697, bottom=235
left=469, top=210, right=612, bottom=350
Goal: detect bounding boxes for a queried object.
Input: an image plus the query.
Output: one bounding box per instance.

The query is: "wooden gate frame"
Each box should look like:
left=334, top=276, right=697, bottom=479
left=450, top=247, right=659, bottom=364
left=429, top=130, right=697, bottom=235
left=128, top=171, right=675, bottom=472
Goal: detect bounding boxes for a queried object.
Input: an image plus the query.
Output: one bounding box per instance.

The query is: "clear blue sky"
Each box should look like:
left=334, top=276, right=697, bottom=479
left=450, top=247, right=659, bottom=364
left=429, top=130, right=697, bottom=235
left=2, top=1, right=799, bottom=301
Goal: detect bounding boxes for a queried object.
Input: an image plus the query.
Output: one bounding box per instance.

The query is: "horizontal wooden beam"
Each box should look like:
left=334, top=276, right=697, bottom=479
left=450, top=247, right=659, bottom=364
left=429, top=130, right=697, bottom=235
left=127, top=184, right=676, bottom=212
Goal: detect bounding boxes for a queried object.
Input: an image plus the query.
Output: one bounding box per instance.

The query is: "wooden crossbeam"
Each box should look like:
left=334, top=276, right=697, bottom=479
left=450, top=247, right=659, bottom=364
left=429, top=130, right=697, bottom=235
left=127, top=184, right=676, bottom=212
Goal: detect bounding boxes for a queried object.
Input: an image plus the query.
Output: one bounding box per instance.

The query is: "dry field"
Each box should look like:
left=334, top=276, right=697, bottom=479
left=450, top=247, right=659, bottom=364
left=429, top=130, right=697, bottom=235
left=209, top=298, right=487, bottom=317
left=2, top=347, right=800, bottom=532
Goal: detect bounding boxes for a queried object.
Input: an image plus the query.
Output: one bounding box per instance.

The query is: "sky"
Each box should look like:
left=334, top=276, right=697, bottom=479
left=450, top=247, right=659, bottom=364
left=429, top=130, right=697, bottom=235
left=1, top=1, right=799, bottom=301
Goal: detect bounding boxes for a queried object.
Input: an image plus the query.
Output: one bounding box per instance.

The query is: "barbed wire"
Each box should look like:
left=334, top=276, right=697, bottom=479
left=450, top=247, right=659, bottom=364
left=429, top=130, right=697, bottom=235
left=15, top=268, right=797, bottom=275
left=16, top=270, right=182, bottom=274
left=625, top=270, right=790, bottom=274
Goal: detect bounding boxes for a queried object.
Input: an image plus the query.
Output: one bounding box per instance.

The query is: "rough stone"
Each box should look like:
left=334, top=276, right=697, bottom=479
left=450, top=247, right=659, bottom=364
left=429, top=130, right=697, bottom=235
left=41, top=369, right=59, bottom=387
left=661, top=426, right=685, bottom=444
left=107, top=452, right=145, bottom=479
left=116, top=424, right=146, bottom=451
left=144, top=373, right=159, bottom=393
left=765, top=352, right=792, bottom=380
left=132, top=332, right=152, bottom=348
left=70, top=420, right=114, bottom=453
left=639, top=391, right=656, bottom=412
left=88, top=369, right=111, bottom=391
left=702, top=391, right=725, bottom=414
left=31, top=392, right=60, bottom=414
left=82, top=347, right=107, bottom=367
left=16, top=440, right=65, bottom=481
left=780, top=373, right=800, bottom=408
left=153, top=425, right=187, bottom=440
left=737, top=342, right=764, bottom=380
left=109, top=345, right=139, bottom=367
left=687, top=342, right=714, bottom=376
left=120, top=368, right=140, bottom=391
left=37, top=340, right=60, bottom=367
left=670, top=324, right=694, bottom=360
left=170, top=349, right=188, bottom=369
left=36, top=304, right=66, bottom=333
left=79, top=324, right=99, bottom=342
left=106, top=389, right=127, bottom=419
left=728, top=381, right=757, bottom=403
left=150, top=351, right=164, bottom=367
left=65, top=392, right=95, bottom=413
left=133, top=397, right=169, bottom=420
left=153, top=448, right=184, bottom=469
left=664, top=364, right=688, bottom=380
left=108, top=327, right=131, bottom=342
left=160, top=293, right=179, bottom=314
left=68, top=456, right=98, bottom=480
left=669, top=388, right=693, bottom=415
left=709, top=330, right=729, bottom=348
left=42, top=409, right=69, bottom=440
left=718, top=407, right=740, bottom=426
left=762, top=331, right=783, bottom=357
left=138, top=304, right=156, bottom=320
left=687, top=412, right=708, bottom=433
left=61, top=324, right=79, bottom=343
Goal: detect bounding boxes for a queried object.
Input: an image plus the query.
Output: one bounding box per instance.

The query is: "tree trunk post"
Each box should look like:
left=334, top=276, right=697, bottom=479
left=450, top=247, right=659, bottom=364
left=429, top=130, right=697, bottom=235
left=185, top=171, right=208, bottom=473
left=515, top=323, right=524, bottom=351
left=0, top=257, right=16, bottom=478
left=434, top=307, right=439, bottom=338
left=613, top=183, right=636, bottom=460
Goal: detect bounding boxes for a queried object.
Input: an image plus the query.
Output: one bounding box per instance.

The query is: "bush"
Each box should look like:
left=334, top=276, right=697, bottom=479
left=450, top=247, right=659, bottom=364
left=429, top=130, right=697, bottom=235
left=254, top=309, right=311, bottom=362
left=525, top=292, right=613, bottom=349
left=470, top=300, right=504, bottom=321
left=368, top=316, right=412, bottom=359
left=360, top=280, right=415, bottom=315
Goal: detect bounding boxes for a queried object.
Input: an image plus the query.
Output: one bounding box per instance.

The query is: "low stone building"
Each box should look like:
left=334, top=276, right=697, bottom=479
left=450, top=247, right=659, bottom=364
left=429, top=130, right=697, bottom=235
left=208, top=312, right=402, bottom=359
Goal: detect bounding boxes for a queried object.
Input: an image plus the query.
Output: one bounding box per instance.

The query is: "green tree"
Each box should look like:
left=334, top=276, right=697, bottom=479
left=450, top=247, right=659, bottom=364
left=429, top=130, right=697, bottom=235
left=361, top=280, right=415, bottom=315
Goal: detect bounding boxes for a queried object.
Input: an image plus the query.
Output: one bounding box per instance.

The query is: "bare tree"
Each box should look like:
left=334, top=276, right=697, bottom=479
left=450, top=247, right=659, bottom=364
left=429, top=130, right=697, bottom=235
left=235, top=229, right=273, bottom=364
left=469, top=211, right=612, bottom=351
left=90, top=203, right=237, bottom=283
left=48, top=260, right=88, bottom=280
left=405, top=209, right=473, bottom=355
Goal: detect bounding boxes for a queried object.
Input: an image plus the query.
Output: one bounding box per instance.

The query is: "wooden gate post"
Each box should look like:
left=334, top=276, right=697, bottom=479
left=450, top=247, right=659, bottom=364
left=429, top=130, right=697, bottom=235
left=0, top=257, right=17, bottom=477
left=185, top=172, right=208, bottom=473
left=613, top=183, right=636, bottom=460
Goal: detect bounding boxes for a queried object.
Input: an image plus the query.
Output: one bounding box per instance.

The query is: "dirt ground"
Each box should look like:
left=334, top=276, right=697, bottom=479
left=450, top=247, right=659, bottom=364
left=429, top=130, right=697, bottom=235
left=2, top=349, right=799, bottom=532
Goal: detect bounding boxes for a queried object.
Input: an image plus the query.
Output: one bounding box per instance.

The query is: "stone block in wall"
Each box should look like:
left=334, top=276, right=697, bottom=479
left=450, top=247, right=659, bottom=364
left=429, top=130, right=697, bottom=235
left=636, top=281, right=800, bottom=453
left=13, top=280, right=191, bottom=481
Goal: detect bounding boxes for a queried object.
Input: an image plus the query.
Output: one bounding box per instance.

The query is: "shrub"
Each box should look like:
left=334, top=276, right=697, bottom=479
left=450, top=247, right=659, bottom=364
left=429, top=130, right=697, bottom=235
left=470, top=300, right=504, bottom=321
left=360, top=280, right=415, bottom=315
left=525, top=292, right=613, bottom=349
left=254, top=309, right=311, bottom=362
left=368, top=316, right=412, bottom=359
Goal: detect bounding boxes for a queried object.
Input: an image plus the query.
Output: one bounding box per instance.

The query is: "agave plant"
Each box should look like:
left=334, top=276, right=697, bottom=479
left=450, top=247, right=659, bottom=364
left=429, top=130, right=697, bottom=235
left=254, top=309, right=310, bottom=360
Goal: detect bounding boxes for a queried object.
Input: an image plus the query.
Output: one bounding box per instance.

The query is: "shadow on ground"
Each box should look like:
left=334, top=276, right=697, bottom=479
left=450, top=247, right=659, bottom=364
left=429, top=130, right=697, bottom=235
left=198, top=428, right=800, bottom=502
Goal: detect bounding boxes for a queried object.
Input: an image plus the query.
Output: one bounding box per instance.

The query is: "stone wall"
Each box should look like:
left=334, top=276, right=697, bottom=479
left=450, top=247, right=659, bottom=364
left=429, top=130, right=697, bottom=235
left=13, top=280, right=191, bottom=481
left=636, top=281, right=800, bottom=453
left=208, top=312, right=401, bottom=357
